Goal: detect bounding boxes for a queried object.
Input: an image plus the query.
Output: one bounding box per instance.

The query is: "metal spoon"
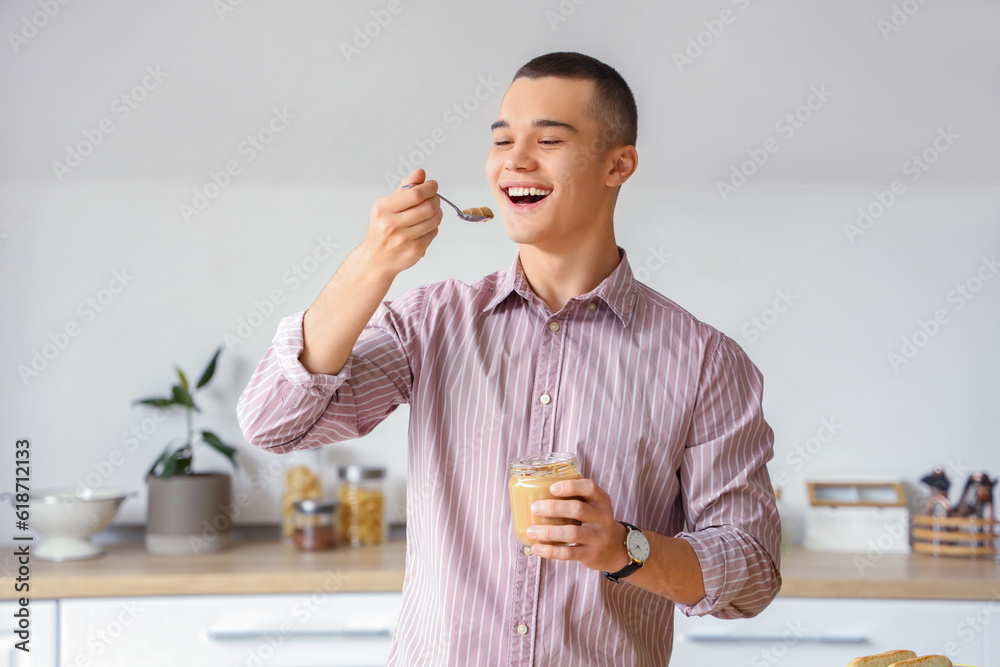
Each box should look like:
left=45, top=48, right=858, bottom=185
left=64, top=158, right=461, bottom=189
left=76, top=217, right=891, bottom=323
left=401, top=184, right=493, bottom=222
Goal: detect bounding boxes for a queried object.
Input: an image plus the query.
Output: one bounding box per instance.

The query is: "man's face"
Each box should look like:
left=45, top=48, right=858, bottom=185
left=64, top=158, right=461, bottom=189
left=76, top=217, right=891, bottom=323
left=485, top=76, right=615, bottom=248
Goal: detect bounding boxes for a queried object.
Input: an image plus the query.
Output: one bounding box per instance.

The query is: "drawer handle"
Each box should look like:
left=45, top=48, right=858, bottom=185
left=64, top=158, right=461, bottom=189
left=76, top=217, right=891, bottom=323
left=682, top=632, right=869, bottom=644
left=208, top=627, right=393, bottom=640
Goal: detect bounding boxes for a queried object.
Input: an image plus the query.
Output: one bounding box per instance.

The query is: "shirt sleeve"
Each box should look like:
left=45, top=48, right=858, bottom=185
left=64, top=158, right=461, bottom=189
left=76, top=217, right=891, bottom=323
left=236, top=285, right=426, bottom=454
left=673, top=331, right=782, bottom=619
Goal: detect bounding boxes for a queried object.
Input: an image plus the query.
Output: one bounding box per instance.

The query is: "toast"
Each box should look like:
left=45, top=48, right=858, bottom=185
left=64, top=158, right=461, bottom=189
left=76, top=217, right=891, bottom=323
left=847, top=650, right=918, bottom=667
left=887, top=656, right=951, bottom=667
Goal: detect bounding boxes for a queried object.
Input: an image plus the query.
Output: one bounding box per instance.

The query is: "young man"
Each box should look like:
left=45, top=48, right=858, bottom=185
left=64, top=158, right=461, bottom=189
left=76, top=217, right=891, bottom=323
left=238, top=52, right=780, bottom=665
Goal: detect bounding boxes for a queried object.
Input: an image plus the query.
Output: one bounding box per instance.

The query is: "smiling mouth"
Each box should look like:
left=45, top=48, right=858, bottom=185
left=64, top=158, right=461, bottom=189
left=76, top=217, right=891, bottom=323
left=503, top=186, right=552, bottom=206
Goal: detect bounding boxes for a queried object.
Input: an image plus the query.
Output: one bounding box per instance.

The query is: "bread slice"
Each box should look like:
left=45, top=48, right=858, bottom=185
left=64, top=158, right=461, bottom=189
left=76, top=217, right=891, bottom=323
left=887, top=656, right=951, bottom=667
left=847, top=650, right=918, bottom=667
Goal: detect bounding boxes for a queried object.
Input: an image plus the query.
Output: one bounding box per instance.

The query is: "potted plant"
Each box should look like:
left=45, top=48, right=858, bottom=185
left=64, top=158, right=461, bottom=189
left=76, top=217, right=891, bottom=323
left=133, top=347, right=240, bottom=555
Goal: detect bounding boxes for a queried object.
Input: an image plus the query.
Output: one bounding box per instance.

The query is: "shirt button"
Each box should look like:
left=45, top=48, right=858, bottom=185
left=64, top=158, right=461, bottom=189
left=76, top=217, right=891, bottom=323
left=523, top=545, right=533, bottom=556
left=516, top=623, right=529, bottom=635
left=539, top=394, right=551, bottom=405
left=548, top=321, right=560, bottom=332
left=588, top=302, right=597, bottom=311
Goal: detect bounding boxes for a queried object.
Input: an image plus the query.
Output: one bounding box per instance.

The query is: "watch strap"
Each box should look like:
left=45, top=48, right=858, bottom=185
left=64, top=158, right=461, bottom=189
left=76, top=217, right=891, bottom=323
left=602, top=522, right=644, bottom=584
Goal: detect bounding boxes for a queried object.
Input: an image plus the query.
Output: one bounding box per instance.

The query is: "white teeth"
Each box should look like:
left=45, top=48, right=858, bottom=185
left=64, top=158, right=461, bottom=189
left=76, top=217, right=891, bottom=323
left=506, top=186, right=551, bottom=198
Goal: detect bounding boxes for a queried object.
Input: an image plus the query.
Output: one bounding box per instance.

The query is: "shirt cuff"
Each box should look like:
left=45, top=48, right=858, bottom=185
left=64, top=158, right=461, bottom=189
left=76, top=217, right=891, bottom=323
left=272, top=310, right=351, bottom=397
left=672, top=529, right=734, bottom=617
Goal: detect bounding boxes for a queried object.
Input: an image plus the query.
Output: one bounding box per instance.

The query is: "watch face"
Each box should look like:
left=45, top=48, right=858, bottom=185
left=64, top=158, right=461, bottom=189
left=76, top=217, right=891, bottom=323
left=626, top=529, right=650, bottom=562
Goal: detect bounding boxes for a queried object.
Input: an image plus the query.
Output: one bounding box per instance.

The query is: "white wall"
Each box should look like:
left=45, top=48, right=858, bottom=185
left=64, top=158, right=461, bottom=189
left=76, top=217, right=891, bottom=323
left=1, top=0, right=997, bottom=535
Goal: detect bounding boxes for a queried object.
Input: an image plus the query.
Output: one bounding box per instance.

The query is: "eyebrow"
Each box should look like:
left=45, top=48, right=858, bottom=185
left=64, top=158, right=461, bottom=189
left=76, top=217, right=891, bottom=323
left=490, top=119, right=578, bottom=133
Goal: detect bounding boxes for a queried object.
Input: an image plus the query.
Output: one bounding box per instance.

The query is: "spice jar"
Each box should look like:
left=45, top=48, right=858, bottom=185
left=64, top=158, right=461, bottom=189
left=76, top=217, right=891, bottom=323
left=292, top=498, right=338, bottom=551
left=508, top=452, right=583, bottom=547
left=337, top=465, right=386, bottom=547
left=282, top=448, right=323, bottom=541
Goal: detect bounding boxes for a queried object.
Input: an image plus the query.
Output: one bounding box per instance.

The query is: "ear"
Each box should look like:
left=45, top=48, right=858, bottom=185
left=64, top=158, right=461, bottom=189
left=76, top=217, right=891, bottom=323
left=605, top=145, right=638, bottom=188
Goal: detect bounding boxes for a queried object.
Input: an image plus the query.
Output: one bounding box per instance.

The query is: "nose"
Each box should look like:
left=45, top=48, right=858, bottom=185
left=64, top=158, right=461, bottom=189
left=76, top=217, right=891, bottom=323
left=504, top=143, right=538, bottom=172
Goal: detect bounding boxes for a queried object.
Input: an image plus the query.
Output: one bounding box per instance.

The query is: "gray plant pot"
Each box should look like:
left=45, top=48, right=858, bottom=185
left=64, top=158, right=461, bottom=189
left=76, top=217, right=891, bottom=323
left=145, top=472, right=232, bottom=555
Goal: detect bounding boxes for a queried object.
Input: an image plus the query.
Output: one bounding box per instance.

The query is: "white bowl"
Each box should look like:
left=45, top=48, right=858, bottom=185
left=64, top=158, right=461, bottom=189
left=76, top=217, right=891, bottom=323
left=2, top=488, right=135, bottom=561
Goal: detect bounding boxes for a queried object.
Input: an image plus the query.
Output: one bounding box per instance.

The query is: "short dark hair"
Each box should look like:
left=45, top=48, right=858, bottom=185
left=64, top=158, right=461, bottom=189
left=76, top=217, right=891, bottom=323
left=513, top=52, right=637, bottom=150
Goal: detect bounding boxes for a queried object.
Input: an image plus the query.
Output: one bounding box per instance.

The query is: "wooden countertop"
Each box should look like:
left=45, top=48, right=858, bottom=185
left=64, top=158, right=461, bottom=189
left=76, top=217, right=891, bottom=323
left=12, top=541, right=999, bottom=600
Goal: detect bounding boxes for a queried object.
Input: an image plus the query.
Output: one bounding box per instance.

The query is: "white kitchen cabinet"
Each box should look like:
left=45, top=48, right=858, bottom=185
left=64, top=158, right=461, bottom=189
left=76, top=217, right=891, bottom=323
left=0, top=600, right=57, bottom=667
left=59, top=592, right=401, bottom=667
left=673, top=598, right=993, bottom=666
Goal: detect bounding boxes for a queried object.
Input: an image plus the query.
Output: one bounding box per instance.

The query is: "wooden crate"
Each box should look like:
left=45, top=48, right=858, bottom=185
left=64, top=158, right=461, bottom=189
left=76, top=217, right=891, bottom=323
left=910, top=515, right=998, bottom=557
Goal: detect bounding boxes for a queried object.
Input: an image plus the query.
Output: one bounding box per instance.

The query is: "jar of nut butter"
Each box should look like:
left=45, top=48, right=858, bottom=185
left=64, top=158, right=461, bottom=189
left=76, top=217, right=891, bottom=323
left=508, top=452, right=583, bottom=547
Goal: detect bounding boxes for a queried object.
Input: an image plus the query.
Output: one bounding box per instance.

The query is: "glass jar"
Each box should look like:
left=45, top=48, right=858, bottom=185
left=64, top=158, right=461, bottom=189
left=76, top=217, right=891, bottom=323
left=337, top=465, right=386, bottom=547
left=508, top=452, right=583, bottom=547
left=292, top=498, right=338, bottom=551
left=282, top=448, right=323, bottom=541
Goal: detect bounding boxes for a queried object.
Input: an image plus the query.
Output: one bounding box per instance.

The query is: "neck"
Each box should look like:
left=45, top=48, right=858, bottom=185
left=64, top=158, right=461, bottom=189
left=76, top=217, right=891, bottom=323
left=518, top=228, right=621, bottom=314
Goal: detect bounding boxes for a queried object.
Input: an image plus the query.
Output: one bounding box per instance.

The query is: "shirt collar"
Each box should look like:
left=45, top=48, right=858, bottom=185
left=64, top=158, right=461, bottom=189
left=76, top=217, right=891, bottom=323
left=482, top=246, right=638, bottom=326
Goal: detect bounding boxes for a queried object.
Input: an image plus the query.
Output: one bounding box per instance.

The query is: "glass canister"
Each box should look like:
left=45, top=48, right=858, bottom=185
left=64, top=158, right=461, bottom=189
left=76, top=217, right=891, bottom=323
left=337, top=465, right=386, bottom=547
left=292, top=498, right=338, bottom=551
left=508, top=452, right=583, bottom=547
left=282, top=448, right=323, bottom=541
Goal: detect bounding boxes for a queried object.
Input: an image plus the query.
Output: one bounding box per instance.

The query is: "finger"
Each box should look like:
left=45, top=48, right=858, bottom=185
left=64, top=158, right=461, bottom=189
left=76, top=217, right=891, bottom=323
left=531, top=498, right=593, bottom=523
left=551, top=479, right=608, bottom=504
left=394, top=197, right=442, bottom=232
left=527, top=523, right=589, bottom=545
left=397, top=168, right=425, bottom=191
left=530, top=543, right=579, bottom=561
left=396, top=180, right=439, bottom=212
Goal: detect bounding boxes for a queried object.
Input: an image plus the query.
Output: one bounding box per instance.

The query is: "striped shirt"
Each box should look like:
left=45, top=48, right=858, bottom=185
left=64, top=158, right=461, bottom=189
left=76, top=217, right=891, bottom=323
left=237, top=247, right=781, bottom=666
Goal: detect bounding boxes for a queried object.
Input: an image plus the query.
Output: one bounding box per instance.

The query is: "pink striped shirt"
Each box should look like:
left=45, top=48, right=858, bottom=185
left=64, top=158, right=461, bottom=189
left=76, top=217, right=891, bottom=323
left=238, top=247, right=781, bottom=666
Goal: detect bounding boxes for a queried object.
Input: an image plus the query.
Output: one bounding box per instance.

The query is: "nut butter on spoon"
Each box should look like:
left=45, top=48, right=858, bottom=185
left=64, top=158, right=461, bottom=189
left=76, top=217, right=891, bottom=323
left=508, top=452, right=584, bottom=547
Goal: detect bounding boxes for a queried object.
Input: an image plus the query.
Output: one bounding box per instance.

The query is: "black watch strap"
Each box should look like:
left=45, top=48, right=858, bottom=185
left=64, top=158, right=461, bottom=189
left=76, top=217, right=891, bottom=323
left=602, top=522, right=644, bottom=584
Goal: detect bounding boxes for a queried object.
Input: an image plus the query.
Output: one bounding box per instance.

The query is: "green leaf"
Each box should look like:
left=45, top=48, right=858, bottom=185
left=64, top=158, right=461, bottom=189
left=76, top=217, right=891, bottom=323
left=145, top=449, right=171, bottom=479
left=202, top=430, right=239, bottom=470
left=175, top=365, right=189, bottom=393
left=197, top=347, right=222, bottom=389
left=134, top=397, right=176, bottom=408
left=161, top=453, right=178, bottom=478
left=172, top=385, right=197, bottom=411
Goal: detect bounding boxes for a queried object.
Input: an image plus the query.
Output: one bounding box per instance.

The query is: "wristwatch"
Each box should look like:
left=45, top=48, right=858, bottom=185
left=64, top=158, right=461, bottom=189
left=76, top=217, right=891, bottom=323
left=602, top=521, right=650, bottom=583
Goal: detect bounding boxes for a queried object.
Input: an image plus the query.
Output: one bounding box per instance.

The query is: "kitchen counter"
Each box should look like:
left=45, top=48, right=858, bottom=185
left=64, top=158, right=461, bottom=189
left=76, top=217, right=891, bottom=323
left=11, top=541, right=999, bottom=600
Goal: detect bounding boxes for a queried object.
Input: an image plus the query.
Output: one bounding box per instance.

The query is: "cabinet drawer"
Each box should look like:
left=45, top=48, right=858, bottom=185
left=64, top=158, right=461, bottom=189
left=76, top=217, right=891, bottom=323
left=0, top=600, right=57, bottom=667
left=60, top=592, right=401, bottom=667
left=672, top=598, right=990, bottom=666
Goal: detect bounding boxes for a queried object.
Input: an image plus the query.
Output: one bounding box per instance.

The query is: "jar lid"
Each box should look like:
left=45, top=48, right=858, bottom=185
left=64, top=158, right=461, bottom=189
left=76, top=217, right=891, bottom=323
left=509, top=452, right=578, bottom=475
left=293, top=498, right=338, bottom=514
left=339, top=464, right=387, bottom=482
